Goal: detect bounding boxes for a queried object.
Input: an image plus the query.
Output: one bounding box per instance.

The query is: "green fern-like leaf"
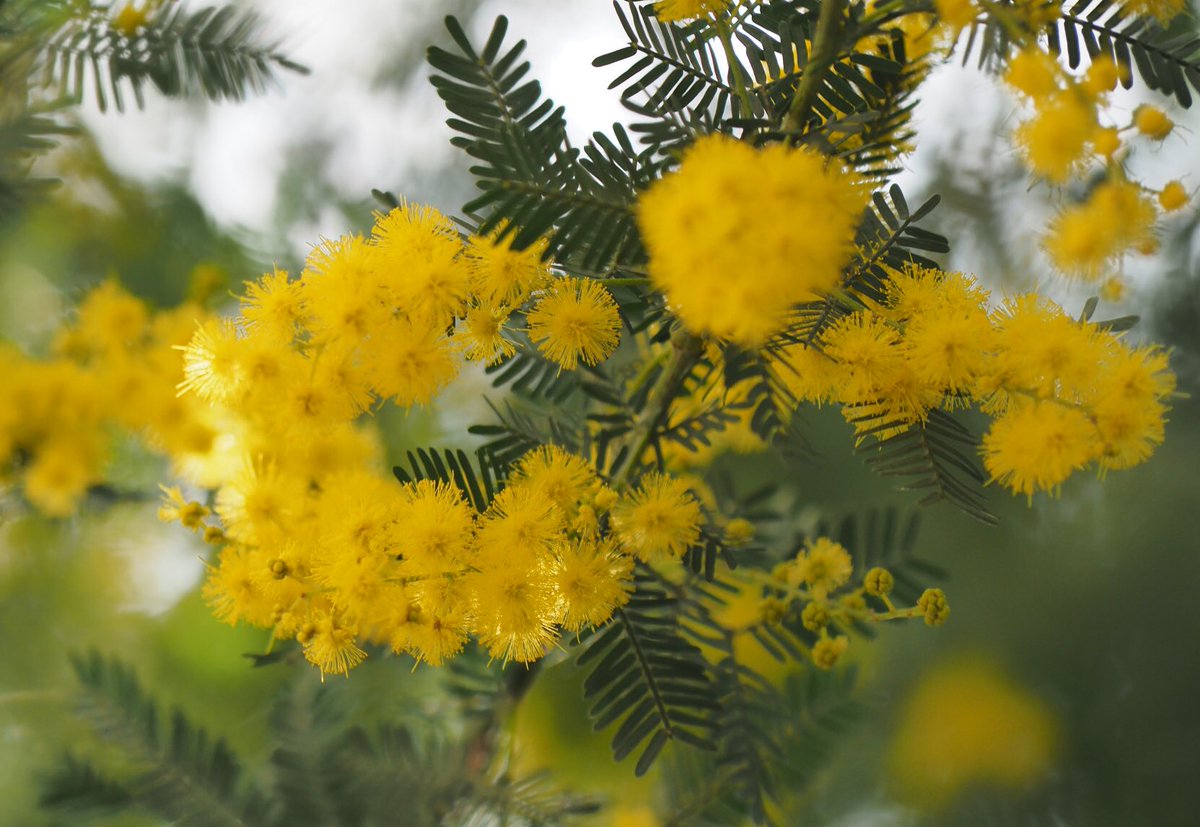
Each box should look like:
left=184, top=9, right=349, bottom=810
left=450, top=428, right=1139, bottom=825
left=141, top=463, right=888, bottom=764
left=392, top=446, right=502, bottom=511
left=39, top=753, right=132, bottom=814
left=811, top=508, right=946, bottom=606
left=37, top=3, right=307, bottom=112
left=63, top=650, right=271, bottom=827
left=267, top=679, right=360, bottom=827
left=0, top=102, right=73, bottom=217
left=1051, top=0, right=1200, bottom=107
left=577, top=571, right=721, bottom=775
left=854, top=408, right=998, bottom=524
left=428, top=15, right=649, bottom=273
left=597, top=0, right=735, bottom=122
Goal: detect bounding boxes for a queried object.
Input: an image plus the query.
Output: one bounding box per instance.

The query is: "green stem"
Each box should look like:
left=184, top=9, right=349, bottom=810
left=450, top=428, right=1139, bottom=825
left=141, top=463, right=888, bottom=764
left=613, top=331, right=705, bottom=488
left=785, top=0, right=848, bottom=136
left=715, top=18, right=755, bottom=119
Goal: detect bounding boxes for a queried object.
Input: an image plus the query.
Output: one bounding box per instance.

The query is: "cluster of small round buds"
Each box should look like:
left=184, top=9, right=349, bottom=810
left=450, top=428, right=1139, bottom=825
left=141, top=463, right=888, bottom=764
left=759, top=597, right=786, bottom=625
left=801, top=602, right=831, bottom=632
left=723, top=517, right=755, bottom=548
left=1135, top=105, right=1174, bottom=140
left=811, top=636, right=849, bottom=670
left=202, top=526, right=226, bottom=545
left=268, top=558, right=290, bottom=579
left=297, top=623, right=317, bottom=645
left=918, top=588, right=950, bottom=627
left=863, top=567, right=894, bottom=597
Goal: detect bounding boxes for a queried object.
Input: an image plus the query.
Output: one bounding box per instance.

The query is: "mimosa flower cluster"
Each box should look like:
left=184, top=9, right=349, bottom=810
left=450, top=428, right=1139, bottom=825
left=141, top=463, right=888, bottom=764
left=166, top=205, right=692, bottom=676
left=999, top=22, right=1189, bottom=296
left=193, top=444, right=669, bottom=674
left=638, top=134, right=869, bottom=348
left=0, top=282, right=224, bottom=515
left=776, top=264, right=1174, bottom=499
left=748, top=536, right=950, bottom=672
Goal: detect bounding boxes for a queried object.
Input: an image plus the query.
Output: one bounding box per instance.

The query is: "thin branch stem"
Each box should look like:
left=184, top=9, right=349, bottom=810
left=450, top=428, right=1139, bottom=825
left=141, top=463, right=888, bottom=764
left=784, top=0, right=847, bottom=136
left=613, top=331, right=705, bottom=488
left=715, top=17, right=755, bottom=119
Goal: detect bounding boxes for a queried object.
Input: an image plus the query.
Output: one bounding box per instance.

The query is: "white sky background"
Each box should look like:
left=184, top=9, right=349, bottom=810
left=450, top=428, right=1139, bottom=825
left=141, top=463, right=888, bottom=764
left=83, top=0, right=631, bottom=247
left=83, top=0, right=1200, bottom=305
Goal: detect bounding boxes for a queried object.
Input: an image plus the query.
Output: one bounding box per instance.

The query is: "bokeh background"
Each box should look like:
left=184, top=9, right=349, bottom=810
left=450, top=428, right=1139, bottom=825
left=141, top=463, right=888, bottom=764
left=3, top=1, right=1200, bottom=825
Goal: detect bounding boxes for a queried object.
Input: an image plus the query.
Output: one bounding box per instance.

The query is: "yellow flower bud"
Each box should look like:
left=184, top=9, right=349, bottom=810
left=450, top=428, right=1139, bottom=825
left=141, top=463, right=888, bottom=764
left=863, top=567, right=895, bottom=597
left=1100, top=277, right=1126, bottom=303
left=918, top=588, right=950, bottom=627
left=1134, top=105, right=1173, bottom=140
left=113, top=3, right=151, bottom=36
left=592, top=486, right=618, bottom=512
left=811, top=636, right=849, bottom=670
left=723, top=517, right=755, bottom=548
left=759, top=597, right=786, bottom=625
left=802, top=602, right=831, bottom=632
left=1159, top=180, right=1189, bottom=212
left=1083, top=55, right=1122, bottom=96
left=1092, top=126, right=1121, bottom=158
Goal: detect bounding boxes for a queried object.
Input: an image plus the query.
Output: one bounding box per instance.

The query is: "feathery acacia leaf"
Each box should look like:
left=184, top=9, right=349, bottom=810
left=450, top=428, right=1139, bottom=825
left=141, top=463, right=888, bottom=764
left=577, top=572, right=720, bottom=775
left=429, top=14, right=651, bottom=272
left=36, top=3, right=307, bottom=113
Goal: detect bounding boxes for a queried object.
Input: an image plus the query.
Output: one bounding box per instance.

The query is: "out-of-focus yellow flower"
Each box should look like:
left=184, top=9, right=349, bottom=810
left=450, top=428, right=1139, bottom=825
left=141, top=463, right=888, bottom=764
left=888, top=657, right=1058, bottom=812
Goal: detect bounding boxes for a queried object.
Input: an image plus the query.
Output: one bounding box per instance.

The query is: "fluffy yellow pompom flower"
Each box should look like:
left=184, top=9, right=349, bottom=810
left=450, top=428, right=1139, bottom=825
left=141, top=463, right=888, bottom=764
left=469, top=557, right=561, bottom=664
left=888, top=658, right=1057, bottom=811
left=240, top=268, right=304, bottom=339
left=1134, top=104, right=1174, bottom=140
left=1082, top=55, right=1123, bottom=97
left=23, top=438, right=102, bottom=517
left=1120, top=0, right=1187, bottom=23
left=393, top=480, right=476, bottom=576
left=612, top=472, right=704, bottom=562
left=360, top=317, right=459, bottom=407
left=1004, top=49, right=1060, bottom=101
left=465, top=227, right=552, bottom=306
left=982, top=399, right=1098, bottom=499
left=301, top=236, right=387, bottom=342
left=455, top=304, right=516, bottom=365
left=298, top=611, right=367, bottom=679
left=1091, top=126, right=1121, bottom=158
left=637, top=134, right=867, bottom=348
left=1044, top=180, right=1156, bottom=279
left=1159, top=180, right=1189, bottom=211
left=789, top=537, right=853, bottom=598
left=526, top=277, right=622, bottom=370
left=1015, top=93, right=1094, bottom=183
left=371, top=203, right=471, bottom=324
left=555, top=539, right=633, bottom=632
left=511, top=445, right=598, bottom=517
left=934, top=0, right=978, bottom=32
left=820, top=312, right=904, bottom=405
left=177, top=318, right=242, bottom=403
left=655, top=0, right=733, bottom=23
